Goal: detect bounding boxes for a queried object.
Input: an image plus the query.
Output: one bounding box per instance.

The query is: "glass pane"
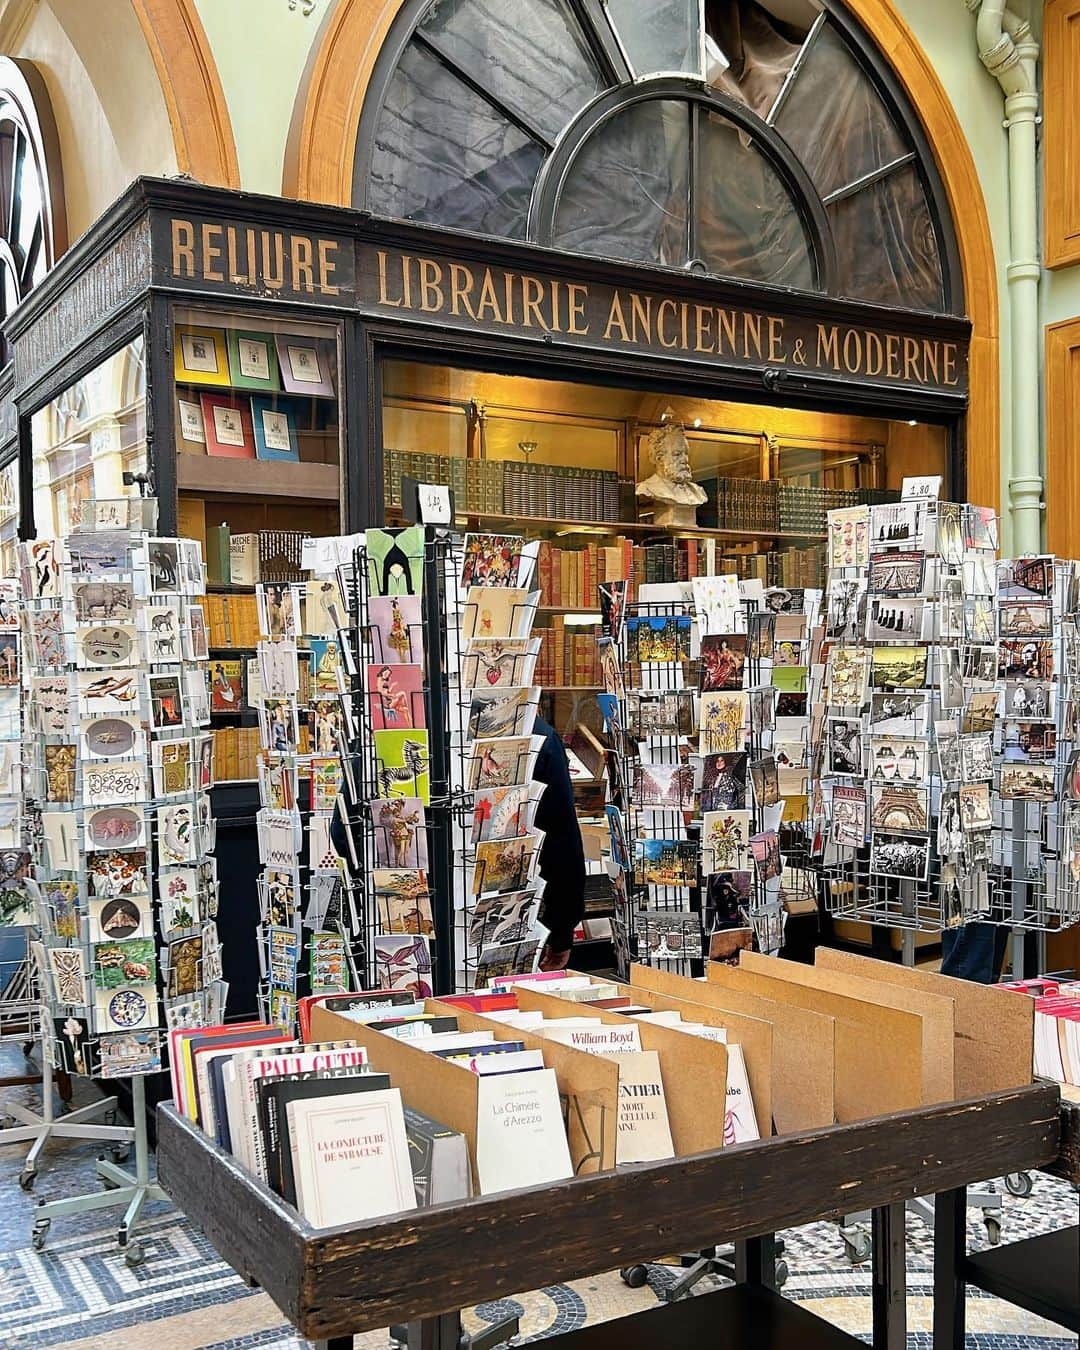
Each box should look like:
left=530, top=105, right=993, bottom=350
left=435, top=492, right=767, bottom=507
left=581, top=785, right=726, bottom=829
left=30, top=342, right=149, bottom=541
left=0, top=458, right=17, bottom=578
left=606, top=0, right=702, bottom=77
left=705, top=0, right=810, bottom=118
left=697, top=110, right=815, bottom=289
left=554, top=100, right=689, bottom=267
left=773, top=22, right=907, bottom=199
left=419, top=0, right=606, bottom=144
left=828, top=164, right=943, bottom=311
left=369, top=41, right=544, bottom=238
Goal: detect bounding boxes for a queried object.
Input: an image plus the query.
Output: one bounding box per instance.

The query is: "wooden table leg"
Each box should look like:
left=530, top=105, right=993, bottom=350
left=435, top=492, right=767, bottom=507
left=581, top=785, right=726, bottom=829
left=408, top=1312, right=462, bottom=1350
left=872, top=1202, right=906, bottom=1350
left=735, top=1233, right=777, bottom=1290
left=311, top=1339, right=353, bottom=1350
left=933, top=1186, right=967, bottom=1350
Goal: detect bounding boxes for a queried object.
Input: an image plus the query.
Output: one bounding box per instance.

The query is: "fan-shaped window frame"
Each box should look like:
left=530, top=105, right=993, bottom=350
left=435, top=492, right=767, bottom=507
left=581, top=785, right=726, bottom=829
left=0, top=57, right=66, bottom=366
left=354, top=0, right=963, bottom=316
left=528, top=78, right=838, bottom=293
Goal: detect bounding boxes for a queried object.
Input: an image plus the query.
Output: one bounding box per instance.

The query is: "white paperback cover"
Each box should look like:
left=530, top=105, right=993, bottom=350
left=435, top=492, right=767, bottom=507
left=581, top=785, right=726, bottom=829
left=474, top=1067, right=572, bottom=1195
left=288, top=1087, right=415, bottom=1228
left=610, top=1049, right=675, bottom=1165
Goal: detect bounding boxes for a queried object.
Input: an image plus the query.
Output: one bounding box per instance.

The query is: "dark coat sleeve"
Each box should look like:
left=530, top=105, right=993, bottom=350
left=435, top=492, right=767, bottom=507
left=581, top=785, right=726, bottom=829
left=532, top=720, right=587, bottom=951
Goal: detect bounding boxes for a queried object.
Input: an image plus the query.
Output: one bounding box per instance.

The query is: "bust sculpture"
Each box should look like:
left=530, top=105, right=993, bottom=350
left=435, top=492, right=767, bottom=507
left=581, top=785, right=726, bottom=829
left=636, top=415, right=707, bottom=528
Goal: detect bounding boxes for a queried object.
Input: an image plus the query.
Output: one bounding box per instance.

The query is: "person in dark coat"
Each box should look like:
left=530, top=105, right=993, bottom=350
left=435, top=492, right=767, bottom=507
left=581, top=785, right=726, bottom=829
left=531, top=716, right=587, bottom=970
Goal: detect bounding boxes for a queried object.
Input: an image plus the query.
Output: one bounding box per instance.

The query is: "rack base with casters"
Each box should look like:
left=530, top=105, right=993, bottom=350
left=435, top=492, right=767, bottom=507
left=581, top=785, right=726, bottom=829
left=1, top=1045, right=130, bottom=1191
left=619, top=1238, right=789, bottom=1300
left=29, top=1075, right=166, bottom=1264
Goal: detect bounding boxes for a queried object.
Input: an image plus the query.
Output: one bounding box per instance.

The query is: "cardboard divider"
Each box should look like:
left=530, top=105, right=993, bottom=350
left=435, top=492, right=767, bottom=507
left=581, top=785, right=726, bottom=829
left=611, top=982, right=773, bottom=1136
left=707, top=962, right=923, bottom=1121
left=813, top=947, right=1034, bottom=1096
left=737, top=951, right=955, bottom=1104
left=630, top=964, right=835, bottom=1132
left=309, top=1001, right=618, bottom=1179
left=514, top=986, right=729, bottom=1156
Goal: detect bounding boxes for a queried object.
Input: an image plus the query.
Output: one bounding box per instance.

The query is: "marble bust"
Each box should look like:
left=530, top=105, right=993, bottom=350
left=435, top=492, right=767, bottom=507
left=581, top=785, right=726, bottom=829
left=636, top=415, right=707, bottom=528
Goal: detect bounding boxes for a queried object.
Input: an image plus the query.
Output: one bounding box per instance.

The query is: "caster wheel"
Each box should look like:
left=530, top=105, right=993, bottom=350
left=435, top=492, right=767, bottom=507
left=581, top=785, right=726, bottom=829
left=984, top=1215, right=1002, bottom=1246
left=113, top=1145, right=130, bottom=1165
left=1005, top=1172, right=1033, bottom=1198
left=18, top=1169, right=35, bottom=1191
left=103, top=1108, right=117, bottom=1127
left=620, top=1265, right=649, bottom=1289
left=31, top=1219, right=49, bottom=1252
left=124, top=1241, right=144, bottom=1267
left=844, top=1234, right=872, bottom=1265
left=774, top=1260, right=789, bottom=1288
left=0, top=1116, right=14, bottom=1131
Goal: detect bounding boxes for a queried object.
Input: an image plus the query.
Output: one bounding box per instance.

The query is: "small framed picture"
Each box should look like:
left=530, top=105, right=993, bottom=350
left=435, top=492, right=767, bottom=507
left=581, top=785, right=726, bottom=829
left=250, top=396, right=300, bottom=461
left=199, top=394, right=256, bottom=459
left=226, top=328, right=280, bottom=390
left=175, top=398, right=206, bottom=455
left=274, top=334, right=335, bottom=397
left=174, top=325, right=230, bottom=386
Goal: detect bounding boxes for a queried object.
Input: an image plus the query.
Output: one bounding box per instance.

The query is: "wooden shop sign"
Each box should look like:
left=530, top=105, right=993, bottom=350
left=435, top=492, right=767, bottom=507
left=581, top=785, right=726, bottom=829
left=361, top=246, right=968, bottom=394
left=162, top=215, right=354, bottom=302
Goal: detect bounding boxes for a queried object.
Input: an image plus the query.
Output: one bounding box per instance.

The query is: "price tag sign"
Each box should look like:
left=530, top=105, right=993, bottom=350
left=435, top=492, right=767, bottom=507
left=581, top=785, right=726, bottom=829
left=901, top=475, right=942, bottom=502
left=417, top=482, right=452, bottom=525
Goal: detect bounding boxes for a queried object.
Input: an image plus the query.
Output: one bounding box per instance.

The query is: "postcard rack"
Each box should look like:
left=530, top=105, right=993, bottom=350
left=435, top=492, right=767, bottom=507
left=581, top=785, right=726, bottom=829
left=816, top=497, right=1002, bottom=935
left=19, top=507, right=223, bottom=1259
left=989, top=556, right=1080, bottom=950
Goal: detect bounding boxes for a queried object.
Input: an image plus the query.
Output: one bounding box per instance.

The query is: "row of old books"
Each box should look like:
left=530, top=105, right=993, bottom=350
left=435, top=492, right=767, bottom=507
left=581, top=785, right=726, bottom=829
left=382, top=450, right=469, bottom=510
left=205, top=590, right=261, bottom=648
left=777, top=484, right=860, bottom=535
left=211, top=724, right=263, bottom=781
left=535, top=619, right=603, bottom=688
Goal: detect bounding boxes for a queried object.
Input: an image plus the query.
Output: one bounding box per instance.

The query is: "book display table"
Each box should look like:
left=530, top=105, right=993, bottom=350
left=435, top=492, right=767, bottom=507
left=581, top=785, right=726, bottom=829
left=157, top=1082, right=1059, bottom=1350
left=934, top=1086, right=1079, bottom=1344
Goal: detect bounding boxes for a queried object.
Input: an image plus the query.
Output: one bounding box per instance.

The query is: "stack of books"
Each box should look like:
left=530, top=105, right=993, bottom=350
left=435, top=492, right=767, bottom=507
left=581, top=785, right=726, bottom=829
left=383, top=450, right=467, bottom=510
left=205, top=591, right=260, bottom=647
left=777, top=485, right=859, bottom=535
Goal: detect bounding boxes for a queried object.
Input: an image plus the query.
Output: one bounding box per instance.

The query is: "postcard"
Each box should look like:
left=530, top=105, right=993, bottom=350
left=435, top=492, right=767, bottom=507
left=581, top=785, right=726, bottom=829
left=87, top=849, right=149, bottom=899
left=959, top=782, right=994, bottom=830
left=749, top=830, right=782, bottom=882
left=832, top=784, right=867, bottom=849
left=93, top=937, right=156, bottom=992
left=472, top=783, right=540, bottom=844
left=98, top=1030, right=162, bottom=1079
left=869, top=691, right=928, bottom=736
left=1004, top=680, right=1054, bottom=720
left=76, top=623, right=137, bottom=670
left=699, top=634, right=746, bottom=692
left=366, top=525, right=425, bottom=597
left=700, top=751, right=748, bottom=811
left=374, top=870, right=434, bottom=935
left=870, top=644, right=928, bottom=691
left=749, top=687, right=776, bottom=733
left=999, top=762, right=1056, bottom=802
left=999, top=599, right=1053, bottom=639
left=473, top=836, right=540, bottom=896
left=598, top=638, right=625, bottom=698
left=368, top=593, right=424, bottom=664
left=826, top=646, right=869, bottom=707
left=937, top=502, right=964, bottom=564
left=461, top=637, right=540, bottom=690
left=84, top=759, right=147, bottom=808
left=374, top=729, right=431, bottom=803
left=48, top=946, right=87, bottom=1005
left=148, top=673, right=184, bottom=729
left=460, top=534, right=522, bottom=590
left=701, top=809, right=751, bottom=874
left=826, top=716, right=863, bottom=775
left=749, top=756, right=780, bottom=808
left=705, top=870, right=752, bottom=928
left=469, top=890, right=536, bottom=948
left=467, top=685, right=540, bottom=740
left=633, top=839, right=698, bottom=888
left=259, top=698, right=299, bottom=754
left=599, top=580, right=628, bottom=641
left=748, top=611, right=775, bottom=660
left=964, top=598, right=995, bottom=643
left=305, top=577, right=345, bottom=637
left=461, top=587, right=538, bottom=641
left=869, top=736, right=929, bottom=783
left=870, top=501, right=924, bottom=549
left=825, top=577, right=866, bottom=641
left=960, top=733, right=994, bottom=781
left=373, top=797, right=428, bottom=869
left=627, top=615, right=693, bottom=664
left=81, top=715, right=143, bottom=762
left=258, top=639, right=299, bottom=699
left=309, top=698, right=343, bottom=755
left=632, top=762, right=696, bottom=811
left=870, top=832, right=930, bottom=880
left=210, top=658, right=244, bottom=713
left=1000, top=556, right=1053, bottom=599
left=309, top=636, right=342, bottom=693
left=467, top=734, right=541, bottom=791
left=964, top=504, right=998, bottom=550
left=962, top=690, right=999, bottom=734
left=866, top=597, right=922, bottom=643
left=700, top=690, right=747, bottom=754
left=871, top=785, right=928, bottom=834
left=152, top=738, right=194, bottom=798
left=94, top=982, right=158, bottom=1034
left=828, top=505, right=869, bottom=569
left=692, top=574, right=741, bottom=636
left=256, top=583, right=299, bottom=641
left=1002, top=720, right=1056, bottom=762
left=85, top=804, right=146, bottom=852
left=373, top=933, right=432, bottom=998
left=367, top=662, right=425, bottom=731
left=868, top=551, right=925, bottom=596
left=77, top=669, right=140, bottom=715
left=628, top=690, right=695, bottom=739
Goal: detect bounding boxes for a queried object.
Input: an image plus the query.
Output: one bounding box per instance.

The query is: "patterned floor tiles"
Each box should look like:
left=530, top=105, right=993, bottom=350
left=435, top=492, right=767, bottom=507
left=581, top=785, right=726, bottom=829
left=0, top=1047, right=1077, bottom=1350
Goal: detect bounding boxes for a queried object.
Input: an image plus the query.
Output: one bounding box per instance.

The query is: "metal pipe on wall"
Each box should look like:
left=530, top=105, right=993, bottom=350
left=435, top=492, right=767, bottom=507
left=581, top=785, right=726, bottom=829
left=966, top=0, right=1042, bottom=554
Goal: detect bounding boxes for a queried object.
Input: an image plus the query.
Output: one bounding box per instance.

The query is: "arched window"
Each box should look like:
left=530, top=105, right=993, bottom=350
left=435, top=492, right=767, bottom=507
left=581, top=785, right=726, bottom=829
left=357, top=0, right=958, bottom=315
left=0, top=58, right=66, bottom=363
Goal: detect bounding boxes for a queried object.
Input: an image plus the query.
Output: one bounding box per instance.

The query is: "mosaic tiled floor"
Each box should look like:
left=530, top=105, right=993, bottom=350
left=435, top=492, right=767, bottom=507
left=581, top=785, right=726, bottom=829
left=0, top=1048, right=1077, bottom=1350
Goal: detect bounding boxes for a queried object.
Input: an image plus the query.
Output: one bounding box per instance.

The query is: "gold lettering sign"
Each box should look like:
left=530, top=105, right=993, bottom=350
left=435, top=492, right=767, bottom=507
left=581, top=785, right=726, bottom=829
left=167, top=217, right=344, bottom=299
left=366, top=247, right=968, bottom=393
